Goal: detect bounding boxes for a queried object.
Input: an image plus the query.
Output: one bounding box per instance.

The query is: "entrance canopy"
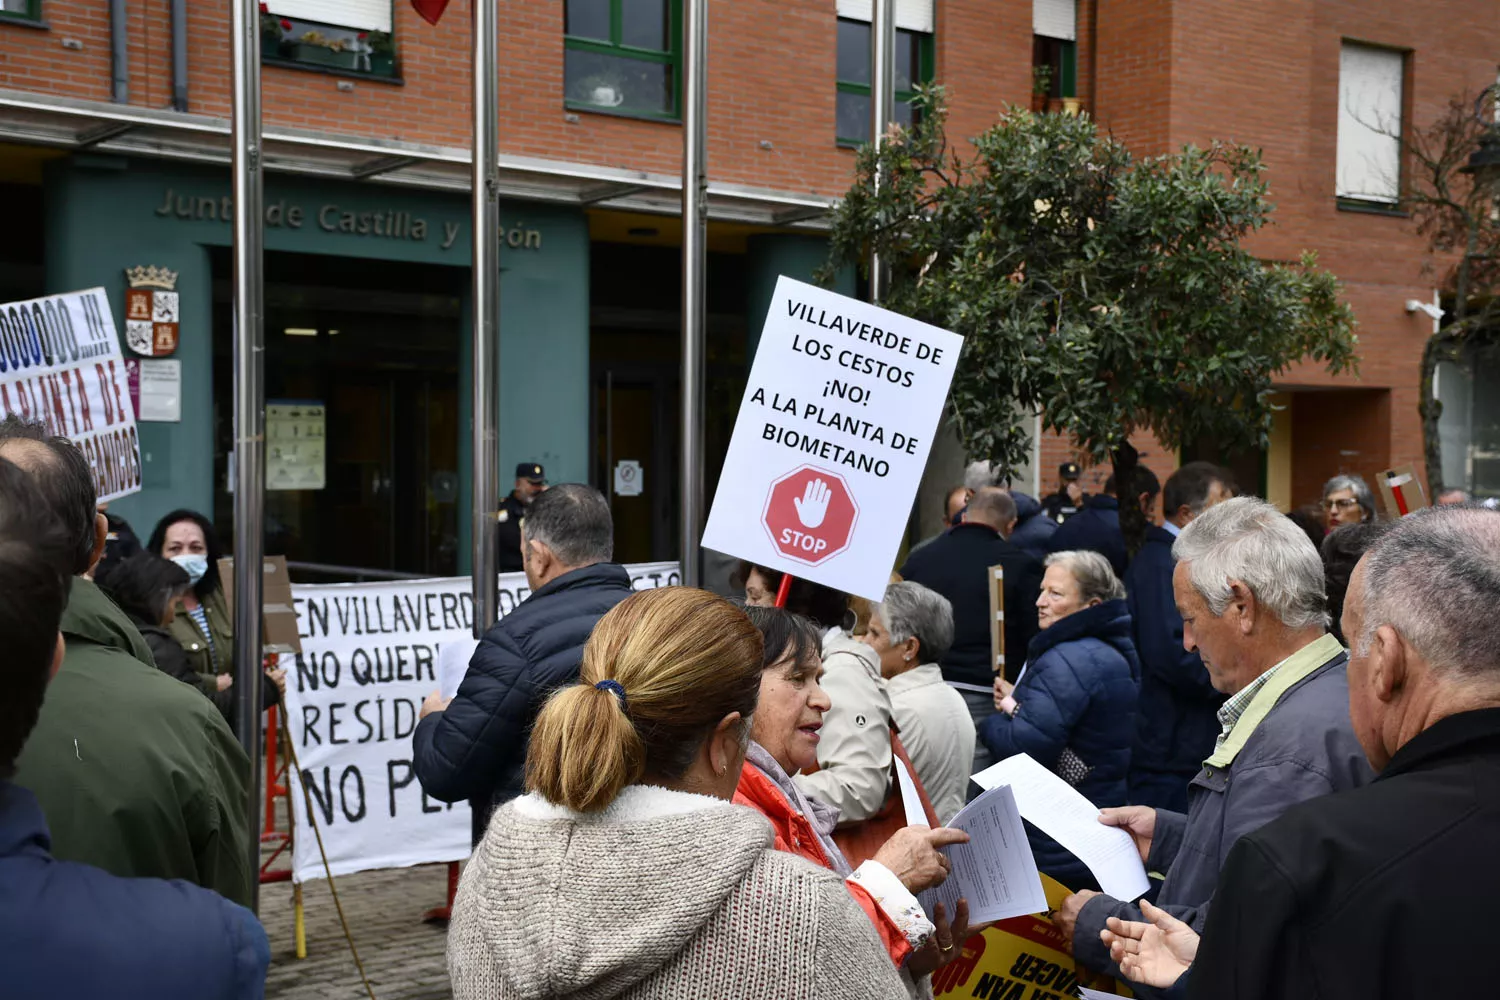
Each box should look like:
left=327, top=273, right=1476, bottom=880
left=0, top=88, right=837, bottom=229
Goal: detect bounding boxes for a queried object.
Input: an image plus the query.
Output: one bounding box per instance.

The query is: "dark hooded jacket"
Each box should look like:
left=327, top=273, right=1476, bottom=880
left=1047, top=495, right=1128, bottom=578
left=0, top=781, right=269, bottom=1000
left=1008, top=491, right=1059, bottom=562
left=1125, top=525, right=1224, bottom=802
left=980, top=598, right=1141, bottom=886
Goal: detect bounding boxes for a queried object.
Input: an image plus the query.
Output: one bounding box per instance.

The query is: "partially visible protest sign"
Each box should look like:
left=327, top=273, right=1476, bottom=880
left=702, top=277, right=962, bottom=602
left=0, top=288, right=141, bottom=502
left=283, top=561, right=680, bottom=883
left=931, top=874, right=1133, bottom=999
left=1378, top=464, right=1429, bottom=518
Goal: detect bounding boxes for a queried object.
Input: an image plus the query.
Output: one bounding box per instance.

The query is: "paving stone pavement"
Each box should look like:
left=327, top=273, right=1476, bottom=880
left=258, top=832, right=457, bottom=999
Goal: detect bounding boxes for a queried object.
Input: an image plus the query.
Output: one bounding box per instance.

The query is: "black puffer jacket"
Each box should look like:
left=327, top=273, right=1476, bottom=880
left=128, top=614, right=272, bottom=719
left=128, top=616, right=197, bottom=687
left=411, top=563, right=634, bottom=841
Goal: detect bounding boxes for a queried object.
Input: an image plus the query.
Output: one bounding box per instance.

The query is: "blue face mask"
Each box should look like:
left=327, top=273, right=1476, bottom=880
left=171, top=554, right=208, bottom=585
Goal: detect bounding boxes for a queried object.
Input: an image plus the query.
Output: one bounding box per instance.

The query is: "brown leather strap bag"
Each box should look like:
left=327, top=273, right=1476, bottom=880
left=832, top=730, right=943, bottom=869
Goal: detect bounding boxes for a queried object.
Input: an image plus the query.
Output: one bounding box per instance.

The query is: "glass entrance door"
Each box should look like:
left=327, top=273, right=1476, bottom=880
left=594, top=365, right=679, bottom=564
left=212, top=249, right=464, bottom=580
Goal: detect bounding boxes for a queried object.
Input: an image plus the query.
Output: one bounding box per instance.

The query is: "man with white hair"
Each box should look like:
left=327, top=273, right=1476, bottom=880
left=1093, top=504, right=1500, bottom=999
left=1056, top=497, right=1372, bottom=988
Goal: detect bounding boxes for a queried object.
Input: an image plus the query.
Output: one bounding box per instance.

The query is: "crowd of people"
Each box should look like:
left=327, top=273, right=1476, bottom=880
left=3, top=405, right=1496, bottom=999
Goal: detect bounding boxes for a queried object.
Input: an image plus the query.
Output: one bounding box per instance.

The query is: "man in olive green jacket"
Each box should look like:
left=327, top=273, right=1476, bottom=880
left=2, top=420, right=253, bottom=907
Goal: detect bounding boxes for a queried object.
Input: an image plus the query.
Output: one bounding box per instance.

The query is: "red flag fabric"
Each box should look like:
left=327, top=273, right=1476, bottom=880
left=411, top=0, right=451, bottom=25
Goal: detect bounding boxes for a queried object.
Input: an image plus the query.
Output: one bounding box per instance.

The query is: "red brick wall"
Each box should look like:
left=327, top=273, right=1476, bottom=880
left=7, top=0, right=1498, bottom=501
left=1, top=0, right=1040, bottom=197
left=1091, top=0, right=1174, bottom=155
left=1290, top=388, right=1392, bottom=509
left=1082, top=0, right=1496, bottom=501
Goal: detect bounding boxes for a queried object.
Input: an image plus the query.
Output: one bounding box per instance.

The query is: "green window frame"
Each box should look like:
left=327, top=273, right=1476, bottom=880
left=0, top=0, right=43, bottom=23
left=1032, top=35, right=1077, bottom=99
left=564, top=0, right=683, bottom=122
left=836, top=18, right=935, bottom=148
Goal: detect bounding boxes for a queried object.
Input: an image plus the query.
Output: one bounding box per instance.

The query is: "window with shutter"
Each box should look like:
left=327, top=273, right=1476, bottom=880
left=1033, top=0, right=1076, bottom=42
left=1032, top=0, right=1077, bottom=102
left=835, top=0, right=935, bottom=34
left=834, top=5, right=935, bottom=146
left=563, top=0, right=682, bottom=120
left=261, top=1, right=399, bottom=79
left=266, top=0, right=391, bottom=32
left=1337, top=42, right=1405, bottom=205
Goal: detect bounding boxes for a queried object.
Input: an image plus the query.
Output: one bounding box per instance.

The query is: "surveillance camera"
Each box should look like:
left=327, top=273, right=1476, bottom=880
left=1405, top=300, right=1443, bottom=321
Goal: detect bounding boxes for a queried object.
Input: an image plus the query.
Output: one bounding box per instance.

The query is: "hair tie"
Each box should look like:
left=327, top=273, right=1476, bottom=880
left=594, top=679, right=628, bottom=712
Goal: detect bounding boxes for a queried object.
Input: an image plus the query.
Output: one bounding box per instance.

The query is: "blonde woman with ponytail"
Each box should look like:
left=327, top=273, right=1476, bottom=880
left=447, top=587, right=908, bottom=1000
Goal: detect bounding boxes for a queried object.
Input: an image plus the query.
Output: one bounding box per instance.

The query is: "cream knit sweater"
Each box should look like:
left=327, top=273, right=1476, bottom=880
left=448, top=785, right=909, bottom=1000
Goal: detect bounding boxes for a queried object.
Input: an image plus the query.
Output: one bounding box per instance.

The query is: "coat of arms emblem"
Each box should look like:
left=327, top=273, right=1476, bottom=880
left=124, top=265, right=180, bottom=357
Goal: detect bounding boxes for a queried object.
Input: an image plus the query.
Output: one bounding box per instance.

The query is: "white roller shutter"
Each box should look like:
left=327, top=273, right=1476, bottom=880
left=837, top=0, right=935, bottom=34
left=266, top=0, right=392, bottom=33
left=1337, top=43, right=1404, bottom=203
left=1033, top=0, right=1076, bottom=41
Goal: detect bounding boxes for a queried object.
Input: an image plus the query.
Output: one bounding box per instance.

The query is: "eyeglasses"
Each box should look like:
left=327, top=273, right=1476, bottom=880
left=1321, top=498, right=1360, bottom=512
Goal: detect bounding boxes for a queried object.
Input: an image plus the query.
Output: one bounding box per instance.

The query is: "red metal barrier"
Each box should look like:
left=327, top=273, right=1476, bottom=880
left=422, top=862, right=461, bottom=923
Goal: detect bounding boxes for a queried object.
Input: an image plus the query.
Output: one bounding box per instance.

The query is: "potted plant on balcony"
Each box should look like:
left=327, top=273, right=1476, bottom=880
left=364, top=30, right=395, bottom=76
left=258, top=3, right=287, bottom=57
left=290, top=30, right=359, bottom=70
left=1031, top=64, right=1053, bottom=112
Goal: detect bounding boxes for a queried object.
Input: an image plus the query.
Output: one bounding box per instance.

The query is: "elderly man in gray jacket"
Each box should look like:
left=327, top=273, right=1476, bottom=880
left=1053, top=497, right=1372, bottom=990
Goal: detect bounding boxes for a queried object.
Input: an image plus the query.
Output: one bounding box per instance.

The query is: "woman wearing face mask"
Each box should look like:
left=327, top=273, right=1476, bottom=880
left=980, top=550, right=1141, bottom=890
left=148, top=509, right=284, bottom=726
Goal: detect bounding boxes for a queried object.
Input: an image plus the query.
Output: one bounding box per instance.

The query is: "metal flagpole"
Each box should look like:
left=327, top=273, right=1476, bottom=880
left=679, top=0, right=708, bottom=588
left=868, top=0, right=895, bottom=304
left=471, top=0, right=501, bottom=634
left=229, top=0, right=266, bottom=909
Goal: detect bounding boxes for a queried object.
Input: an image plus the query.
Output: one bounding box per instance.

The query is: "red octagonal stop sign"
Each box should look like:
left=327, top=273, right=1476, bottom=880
left=762, top=465, right=859, bottom=566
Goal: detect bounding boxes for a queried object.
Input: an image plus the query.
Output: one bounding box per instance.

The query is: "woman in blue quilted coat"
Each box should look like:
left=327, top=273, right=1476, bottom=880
left=981, top=549, right=1141, bottom=890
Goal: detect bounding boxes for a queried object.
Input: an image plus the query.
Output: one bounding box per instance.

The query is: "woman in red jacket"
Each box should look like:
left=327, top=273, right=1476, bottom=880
left=734, top=605, right=975, bottom=986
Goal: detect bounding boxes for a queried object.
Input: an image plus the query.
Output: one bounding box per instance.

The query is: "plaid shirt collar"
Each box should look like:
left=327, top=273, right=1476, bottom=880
left=1214, top=661, right=1286, bottom=751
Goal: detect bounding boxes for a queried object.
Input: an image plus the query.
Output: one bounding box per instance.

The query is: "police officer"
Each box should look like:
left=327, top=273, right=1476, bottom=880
left=1042, top=461, right=1088, bottom=524
left=497, top=462, right=547, bottom=573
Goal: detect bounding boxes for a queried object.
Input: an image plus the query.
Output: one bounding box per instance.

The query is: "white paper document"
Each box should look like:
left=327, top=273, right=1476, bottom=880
left=917, top=784, right=1048, bottom=925
left=1079, top=989, right=1127, bottom=999
left=971, top=753, right=1151, bottom=901
left=437, top=637, right=481, bottom=700
left=893, top=756, right=929, bottom=828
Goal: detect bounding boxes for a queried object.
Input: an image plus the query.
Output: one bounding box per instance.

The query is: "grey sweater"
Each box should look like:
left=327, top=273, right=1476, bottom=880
left=449, top=784, right=909, bottom=1000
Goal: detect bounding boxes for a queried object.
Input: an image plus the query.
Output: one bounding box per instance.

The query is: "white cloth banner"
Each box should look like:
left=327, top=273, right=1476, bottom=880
left=0, top=288, right=141, bottom=502
left=284, top=561, right=681, bottom=883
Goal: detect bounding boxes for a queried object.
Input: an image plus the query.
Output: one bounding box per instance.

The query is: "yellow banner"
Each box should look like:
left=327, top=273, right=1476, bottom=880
left=931, top=875, right=1132, bottom=999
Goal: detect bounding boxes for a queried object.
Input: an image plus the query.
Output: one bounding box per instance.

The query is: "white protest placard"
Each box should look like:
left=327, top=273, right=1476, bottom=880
left=0, top=288, right=141, bottom=502
left=283, top=561, right=680, bottom=882
left=702, top=277, right=962, bottom=602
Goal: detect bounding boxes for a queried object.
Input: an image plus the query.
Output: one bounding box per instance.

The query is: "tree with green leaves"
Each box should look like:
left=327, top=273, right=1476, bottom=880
left=822, top=90, right=1358, bottom=551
